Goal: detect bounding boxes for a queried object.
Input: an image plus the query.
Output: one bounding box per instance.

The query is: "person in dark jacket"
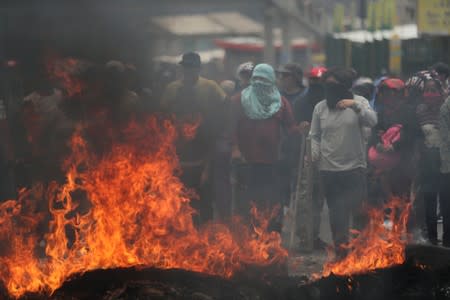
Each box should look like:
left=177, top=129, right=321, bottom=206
left=408, top=71, right=447, bottom=245
left=367, top=78, right=418, bottom=205
left=276, top=63, right=305, bottom=210
left=295, top=67, right=327, bottom=128
left=294, top=66, right=328, bottom=250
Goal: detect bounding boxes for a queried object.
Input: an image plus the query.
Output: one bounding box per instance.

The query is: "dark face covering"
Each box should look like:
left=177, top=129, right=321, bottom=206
left=307, top=83, right=325, bottom=105
left=325, top=82, right=353, bottom=109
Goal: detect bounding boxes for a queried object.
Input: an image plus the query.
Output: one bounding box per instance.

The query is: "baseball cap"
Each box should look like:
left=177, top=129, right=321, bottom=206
left=276, top=63, right=304, bottom=87
left=380, top=78, right=405, bottom=90
left=308, top=67, right=327, bottom=79
left=179, top=52, right=201, bottom=68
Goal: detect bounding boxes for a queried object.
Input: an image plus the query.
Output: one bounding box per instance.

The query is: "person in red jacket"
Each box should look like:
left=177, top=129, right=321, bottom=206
left=230, top=63, right=297, bottom=232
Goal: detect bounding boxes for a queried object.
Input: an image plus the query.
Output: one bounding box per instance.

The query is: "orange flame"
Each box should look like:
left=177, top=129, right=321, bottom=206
left=0, top=117, right=287, bottom=298
left=180, top=115, right=202, bottom=141
left=321, top=198, right=411, bottom=277
left=46, top=57, right=84, bottom=97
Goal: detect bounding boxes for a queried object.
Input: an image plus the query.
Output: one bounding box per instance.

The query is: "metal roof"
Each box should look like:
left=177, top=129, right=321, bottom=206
left=151, top=12, right=262, bottom=36
left=214, top=36, right=320, bottom=52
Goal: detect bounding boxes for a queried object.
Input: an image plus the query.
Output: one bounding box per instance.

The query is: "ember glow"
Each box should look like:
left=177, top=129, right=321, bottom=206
left=0, top=118, right=287, bottom=298
left=322, top=198, right=411, bottom=277
left=180, top=115, right=202, bottom=140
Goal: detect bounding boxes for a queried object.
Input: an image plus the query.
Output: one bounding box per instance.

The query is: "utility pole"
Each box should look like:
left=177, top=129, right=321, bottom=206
left=280, top=16, right=292, bottom=64
left=360, top=0, right=367, bottom=30
left=263, top=0, right=276, bottom=66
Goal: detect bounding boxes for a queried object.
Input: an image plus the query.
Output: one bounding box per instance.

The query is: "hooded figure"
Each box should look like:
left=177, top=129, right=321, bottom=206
left=367, top=78, right=418, bottom=204
left=241, top=64, right=281, bottom=120
left=230, top=63, right=297, bottom=233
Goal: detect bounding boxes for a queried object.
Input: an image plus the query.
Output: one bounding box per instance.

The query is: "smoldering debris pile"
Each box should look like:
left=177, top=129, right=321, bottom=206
left=4, top=247, right=450, bottom=300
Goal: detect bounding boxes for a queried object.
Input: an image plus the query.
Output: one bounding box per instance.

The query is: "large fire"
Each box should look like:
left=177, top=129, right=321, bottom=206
left=0, top=117, right=287, bottom=298
left=322, top=198, right=411, bottom=277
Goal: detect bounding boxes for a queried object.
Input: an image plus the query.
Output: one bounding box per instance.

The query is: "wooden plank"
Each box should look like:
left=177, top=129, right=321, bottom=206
left=288, top=134, right=306, bottom=251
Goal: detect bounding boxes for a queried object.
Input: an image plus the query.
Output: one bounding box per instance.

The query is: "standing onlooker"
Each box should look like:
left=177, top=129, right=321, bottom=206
left=367, top=78, right=418, bottom=204
left=277, top=63, right=305, bottom=210
left=207, top=80, right=236, bottom=222
left=161, top=52, right=227, bottom=225
left=295, top=67, right=327, bottom=129
left=230, top=62, right=254, bottom=217
left=410, top=71, right=446, bottom=245
left=310, top=67, right=377, bottom=258
left=439, top=94, right=450, bottom=247
left=294, top=66, right=327, bottom=250
left=231, top=63, right=297, bottom=232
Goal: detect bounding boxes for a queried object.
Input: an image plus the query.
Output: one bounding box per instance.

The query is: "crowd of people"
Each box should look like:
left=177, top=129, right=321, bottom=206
left=161, top=52, right=450, bottom=256
left=0, top=51, right=449, bottom=258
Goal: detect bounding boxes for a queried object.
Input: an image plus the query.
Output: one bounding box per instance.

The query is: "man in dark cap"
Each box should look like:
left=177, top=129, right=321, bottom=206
left=275, top=63, right=305, bottom=211
left=294, top=66, right=328, bottom=250
left=161, top=52, right=227, bottom=225
left=277, top=63, right=306, bottom=106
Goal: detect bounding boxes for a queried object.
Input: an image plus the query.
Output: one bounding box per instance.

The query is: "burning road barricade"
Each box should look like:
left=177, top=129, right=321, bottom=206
left=0, top=56, right=449, bottom=300
left=0, top=115, right=288, bottom=299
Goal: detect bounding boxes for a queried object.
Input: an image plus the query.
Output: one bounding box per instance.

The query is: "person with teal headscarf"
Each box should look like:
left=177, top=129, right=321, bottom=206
left=241, top=63, right=282, bottom=120
left=230, top=63, right=297, bottom=234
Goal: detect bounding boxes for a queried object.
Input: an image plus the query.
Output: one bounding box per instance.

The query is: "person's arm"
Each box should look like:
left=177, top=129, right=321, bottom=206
left=160, top=82, right=177, bottom=112
left=294, top=97, right=312, bottom=133
left=337, top=97, right=377, bottom=128
left=309, top=104, right=321, bottom=162
left=199, top=81, right=228, bottom=185
left=281, top=97, right=298, bottom=135
left=391, top=109, right=414, bottom=151
left=229, top=94, right=246, bottom=162
left=368, top=126, right=382, bottom=148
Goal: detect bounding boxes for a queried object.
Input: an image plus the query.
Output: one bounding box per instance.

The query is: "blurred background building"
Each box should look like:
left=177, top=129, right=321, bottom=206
left=5, top=0, right=444, bottom=84
left=149, top=0, right=328, bottom=79
left=326, top=0, right=449, bottom=78
left=149, top=0, right=449, bottom=80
